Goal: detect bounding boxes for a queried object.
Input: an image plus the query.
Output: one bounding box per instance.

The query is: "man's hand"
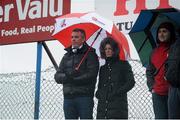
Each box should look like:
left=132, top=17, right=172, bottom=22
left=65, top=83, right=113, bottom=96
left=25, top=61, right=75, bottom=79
left=65, top=70, right=79, bottom=77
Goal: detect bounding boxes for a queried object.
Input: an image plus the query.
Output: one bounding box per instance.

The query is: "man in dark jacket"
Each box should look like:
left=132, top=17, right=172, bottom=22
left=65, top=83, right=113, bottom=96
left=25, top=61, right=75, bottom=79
left=165, top=29, right=180, bottom=119
left=54, top=28, right=99, bottom=119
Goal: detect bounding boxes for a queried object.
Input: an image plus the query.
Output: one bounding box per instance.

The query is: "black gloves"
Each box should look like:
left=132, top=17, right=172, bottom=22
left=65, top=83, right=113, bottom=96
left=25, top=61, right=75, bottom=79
left=65, top=70, right=80, bottom=82
left=54, top=70, right=80, bottom=84
left=66, top=70, right=79, bottom=77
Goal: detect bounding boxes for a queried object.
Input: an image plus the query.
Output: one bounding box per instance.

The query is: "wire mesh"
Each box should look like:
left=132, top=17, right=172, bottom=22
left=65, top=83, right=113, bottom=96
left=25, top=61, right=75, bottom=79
left=0, top=60, right=154, bottom=119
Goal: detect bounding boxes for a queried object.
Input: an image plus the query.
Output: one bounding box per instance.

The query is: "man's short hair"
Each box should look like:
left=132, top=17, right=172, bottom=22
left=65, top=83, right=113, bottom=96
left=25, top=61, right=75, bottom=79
left=72, top=28, right=86, bottom=40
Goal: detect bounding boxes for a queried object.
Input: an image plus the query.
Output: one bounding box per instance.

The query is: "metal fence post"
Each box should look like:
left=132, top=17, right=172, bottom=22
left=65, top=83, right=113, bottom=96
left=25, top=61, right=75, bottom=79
left=34, top=42, right=42, bottom=119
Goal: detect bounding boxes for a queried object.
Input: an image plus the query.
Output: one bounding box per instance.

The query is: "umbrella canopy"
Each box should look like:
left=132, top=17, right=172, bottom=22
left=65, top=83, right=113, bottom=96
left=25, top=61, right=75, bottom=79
left=129, top=8, right=180, bottom=66
left=52, top=12, right=130, bottom=61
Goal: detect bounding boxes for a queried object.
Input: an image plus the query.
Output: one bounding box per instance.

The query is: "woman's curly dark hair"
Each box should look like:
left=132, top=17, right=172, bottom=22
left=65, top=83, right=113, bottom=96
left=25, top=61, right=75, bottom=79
left=99, top=37, right=120, bottom=59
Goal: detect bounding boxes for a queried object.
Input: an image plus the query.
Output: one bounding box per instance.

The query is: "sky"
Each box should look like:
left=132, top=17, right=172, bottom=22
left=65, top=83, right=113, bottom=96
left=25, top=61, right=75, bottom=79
left=0, top=0, right=95, bottom=73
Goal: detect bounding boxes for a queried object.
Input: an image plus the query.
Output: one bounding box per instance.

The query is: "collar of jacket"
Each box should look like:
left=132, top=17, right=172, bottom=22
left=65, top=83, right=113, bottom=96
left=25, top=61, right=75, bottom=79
left=64, top=42, right=91, bottom=54
left=105, top=56, right=119, bottom=65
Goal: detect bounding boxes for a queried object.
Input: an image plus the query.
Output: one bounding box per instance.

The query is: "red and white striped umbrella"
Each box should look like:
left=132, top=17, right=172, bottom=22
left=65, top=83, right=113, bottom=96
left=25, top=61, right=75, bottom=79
left=52, top=12, right=130, bottom=61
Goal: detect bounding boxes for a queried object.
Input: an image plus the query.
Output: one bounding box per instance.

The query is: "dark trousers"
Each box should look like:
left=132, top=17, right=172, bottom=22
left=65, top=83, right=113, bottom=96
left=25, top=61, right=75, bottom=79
left=168, top=87, right=180, bottom=119
left=63, top=97, right=94, bottom=119
left=152, top=93, right=168, bottom=119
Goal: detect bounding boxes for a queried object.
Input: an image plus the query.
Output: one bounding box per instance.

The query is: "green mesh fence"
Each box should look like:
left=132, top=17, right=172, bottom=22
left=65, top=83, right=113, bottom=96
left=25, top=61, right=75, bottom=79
left=0, top=60, right=154, bottom=119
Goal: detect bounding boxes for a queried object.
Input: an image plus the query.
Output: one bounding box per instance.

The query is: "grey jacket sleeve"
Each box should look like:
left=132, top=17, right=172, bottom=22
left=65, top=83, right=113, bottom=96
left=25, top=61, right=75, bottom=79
left=165, top=42, right=180, bottom=87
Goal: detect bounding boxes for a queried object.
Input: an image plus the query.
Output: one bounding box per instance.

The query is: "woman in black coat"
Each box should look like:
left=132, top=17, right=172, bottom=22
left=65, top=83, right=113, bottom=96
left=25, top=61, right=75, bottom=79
left=96, top=37, right=135, bottom=119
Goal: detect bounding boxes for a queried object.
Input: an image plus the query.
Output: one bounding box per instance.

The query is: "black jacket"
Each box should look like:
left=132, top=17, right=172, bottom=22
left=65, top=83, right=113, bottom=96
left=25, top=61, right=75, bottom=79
left=96, top=57, right=135, bottom=119
left=146, top=54, right=156, bottom=92
left=54, top=43, right=99, bottom=98
left=165, top=39, right=180, bottom=87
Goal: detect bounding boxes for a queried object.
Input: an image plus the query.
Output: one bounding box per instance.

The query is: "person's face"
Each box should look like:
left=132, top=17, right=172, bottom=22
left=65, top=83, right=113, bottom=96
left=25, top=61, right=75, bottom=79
left=71, top=31, right=85, bottom=48
left=105, top=44, right=114, bottom=58
left=158, top=28, right=171, bottom=42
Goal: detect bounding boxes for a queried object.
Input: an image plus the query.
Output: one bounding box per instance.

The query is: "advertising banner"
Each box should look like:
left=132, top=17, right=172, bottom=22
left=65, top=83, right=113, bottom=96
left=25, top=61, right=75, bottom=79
left=0, top=0, right=70, bottom=45
left=95, top=0, right=180, bottom=60
left=95, top=0, right=180, bottom=34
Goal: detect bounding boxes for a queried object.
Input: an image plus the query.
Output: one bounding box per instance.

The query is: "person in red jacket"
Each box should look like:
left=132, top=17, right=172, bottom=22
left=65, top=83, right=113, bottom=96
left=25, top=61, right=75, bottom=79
left=146, top=22, right=176, bottom=119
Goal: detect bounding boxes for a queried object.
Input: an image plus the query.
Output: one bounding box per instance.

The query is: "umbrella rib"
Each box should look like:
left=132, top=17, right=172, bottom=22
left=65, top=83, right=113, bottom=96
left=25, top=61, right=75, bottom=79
left=138, top=36, right=148, bottom=53
left=75, top=28, right=103, bottom=71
